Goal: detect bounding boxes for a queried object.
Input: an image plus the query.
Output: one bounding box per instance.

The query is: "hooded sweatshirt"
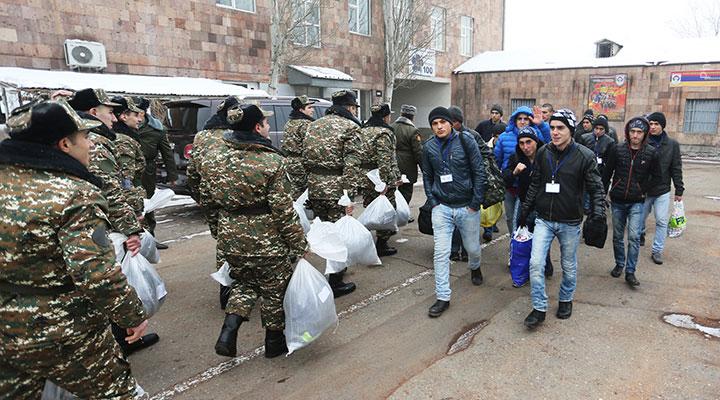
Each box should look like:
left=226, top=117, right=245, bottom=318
left=493, top=106, right=550, bottom=174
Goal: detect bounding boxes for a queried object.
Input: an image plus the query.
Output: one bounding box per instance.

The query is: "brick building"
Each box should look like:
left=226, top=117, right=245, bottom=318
left=452, top=37, right=720, bottom=152
left=0, top=0, right=504, bottom=124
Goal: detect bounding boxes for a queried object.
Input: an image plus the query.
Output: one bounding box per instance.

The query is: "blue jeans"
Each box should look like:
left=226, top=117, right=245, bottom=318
left=612, top=202, right=644, bottom=274
left=431, top=204, right=482, bottom=301
left=504, top=191, right=518, bottom=235
left=642, top=192, right=670, bottom=255
left=451, top=226, right=493, bottom=254
left=529, top=218, right=581, bottom=312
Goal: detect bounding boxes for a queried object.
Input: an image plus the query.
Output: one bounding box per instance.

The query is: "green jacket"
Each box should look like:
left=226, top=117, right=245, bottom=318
left=391, top=117, right=423, bottom=183
left=137, top=115, right=178, bottom=196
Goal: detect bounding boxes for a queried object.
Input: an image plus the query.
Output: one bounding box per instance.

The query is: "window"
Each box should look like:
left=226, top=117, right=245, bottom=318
left=349, top=0, right=370, bottom=35
left=293, top=0, right=321, bottom=47
left=431, top=7, right=445, bottom=52
left=460, top=16, right=473, bottom=57
left=510, top=98, right=536, bottom=111
left=683, top=99, right=720, bottom=134
left=216, top=0, right=255, bottom=13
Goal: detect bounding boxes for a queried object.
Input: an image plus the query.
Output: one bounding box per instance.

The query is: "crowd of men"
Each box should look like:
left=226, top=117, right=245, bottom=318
left=0, top=88, right=683, bottom=398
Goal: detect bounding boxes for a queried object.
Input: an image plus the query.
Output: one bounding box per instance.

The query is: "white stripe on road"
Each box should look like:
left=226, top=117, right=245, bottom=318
left=160, top=230, right=212, bottom=244
left=149, top=233, right=509, bottom=400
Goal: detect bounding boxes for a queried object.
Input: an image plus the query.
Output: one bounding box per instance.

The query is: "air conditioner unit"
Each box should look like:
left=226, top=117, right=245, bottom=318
left=64, top=39, right=107, bottom=70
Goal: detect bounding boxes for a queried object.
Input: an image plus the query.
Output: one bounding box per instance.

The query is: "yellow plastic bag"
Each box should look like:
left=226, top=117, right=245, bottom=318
left=481, top=202, right=503, bottom=228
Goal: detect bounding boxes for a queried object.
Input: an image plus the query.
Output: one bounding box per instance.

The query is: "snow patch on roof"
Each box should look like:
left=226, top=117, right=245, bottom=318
left=0, top=67, right=268, bottom=97
left=289, top=65, right=353, bottom=81
left=454, top=37, right=720, bottom=74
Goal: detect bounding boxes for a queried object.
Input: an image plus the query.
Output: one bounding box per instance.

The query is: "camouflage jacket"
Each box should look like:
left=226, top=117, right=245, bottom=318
left=187, top=128, right=228, bottom=238
left=359, top=123, right=401, bottom=192
left=114, top=132, right=146, bottom=212
left=0, top=140, right=146, bottom=352
left=282, top=116, right=313, bottom=171
left=302, top=110, right=364, bottom=201
left=87, top=127, right=143, bottom=236
left=196, top=130, right=307, bottom=260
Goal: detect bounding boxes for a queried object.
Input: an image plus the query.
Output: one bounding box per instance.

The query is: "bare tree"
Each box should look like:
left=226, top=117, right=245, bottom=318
left=672, top=0, right=720, bottom=38
left=382, top=0, right=436, bottom=104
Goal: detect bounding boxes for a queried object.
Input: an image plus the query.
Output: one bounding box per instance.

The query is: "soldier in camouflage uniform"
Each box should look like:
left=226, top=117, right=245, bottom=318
left=360, top=103, right=402, bottom=257
left=302, top=90, right=364, bottom=298
left=391, top=104, right=423, bottom=206
left=281, top=95, right=316, bottom=199
left=196, top=104, right=308, bottom=358
left=0, top=99, right=148, bottom=399
left=112, top=96, right=147, bottom=217
left=186, top=96, right=239, bottom=310
left=70, top=89, right=161, bottom=355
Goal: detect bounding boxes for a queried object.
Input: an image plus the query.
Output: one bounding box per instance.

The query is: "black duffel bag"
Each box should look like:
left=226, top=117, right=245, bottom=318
left=583, top=215, right=608, bottom=248
left=418, top=201, right=434, bottom=235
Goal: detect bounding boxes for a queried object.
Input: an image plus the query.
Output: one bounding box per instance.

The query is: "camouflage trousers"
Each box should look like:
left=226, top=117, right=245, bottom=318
left=308, top=199, right=345, bottom=223
left=0, top=327, right=138, bottom=400
left=363, top=188, right=398, bottom=241
left=225, top=256, right=293, bottom=330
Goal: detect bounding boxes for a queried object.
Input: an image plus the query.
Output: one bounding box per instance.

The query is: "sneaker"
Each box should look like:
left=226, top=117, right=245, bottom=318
left=651, top=252, right=663, bottom=265
left=556, top=301, right=573, bottom=319
left=428, top=300, right=450, bottom=318
left=524, top=309, right=546, bottom=329
left=471, top=268, right=483, bottom=285
left=482, top=231, right=493, bottom=242
left=625, top=272, right=640, bottom=287
left=610, top=265, right=623, bottom=278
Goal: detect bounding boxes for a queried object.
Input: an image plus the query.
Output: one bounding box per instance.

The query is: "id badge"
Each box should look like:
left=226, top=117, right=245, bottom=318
left=546, top=182, right=560, bottom=193
left=596, top=157, right=603, bottom=164
left=440, top=174, right=453, bottom=183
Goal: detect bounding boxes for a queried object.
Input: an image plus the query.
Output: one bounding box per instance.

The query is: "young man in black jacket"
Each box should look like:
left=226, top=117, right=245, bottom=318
left=602, top=117, right=658, bottom=287
left=518, top=109, right=605, bottom=329
left=641, top=112, right=684, bottom=265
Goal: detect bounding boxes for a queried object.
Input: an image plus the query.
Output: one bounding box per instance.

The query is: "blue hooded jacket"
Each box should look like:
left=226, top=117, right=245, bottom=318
left=494, top=106, right=551, bottom=172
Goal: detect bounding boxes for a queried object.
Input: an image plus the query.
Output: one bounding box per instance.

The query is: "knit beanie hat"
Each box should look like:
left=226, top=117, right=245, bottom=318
left=428, top=106, right=453, bottom=125
left=517, top=126, right=542, bottom=144
left=626, top=117, right=649, bottom=135
left=447, top=106, right=464, bottom=123
left=592, top=116, right=609, bottom=133
left=491, top=104, right=503, bottom=116
left=647, top=112, right=666, bottom=129
left=549, top=109, right=577, bottom=132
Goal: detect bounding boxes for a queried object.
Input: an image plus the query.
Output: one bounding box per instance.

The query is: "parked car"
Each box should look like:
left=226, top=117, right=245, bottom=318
left=159, top=95, right=331, bottom=194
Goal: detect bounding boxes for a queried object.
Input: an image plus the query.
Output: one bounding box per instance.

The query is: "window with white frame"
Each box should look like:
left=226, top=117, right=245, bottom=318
left=683, top=99, right=720, bottom=134
left=349, top=0, right=370, bottom=35
left=460, top=16, right=473, bottom=57
left=216, top=0, right=255, bottom=13
left=293, top=0, right=321, bottom=47
left=431, top=7, right=445, bottom=52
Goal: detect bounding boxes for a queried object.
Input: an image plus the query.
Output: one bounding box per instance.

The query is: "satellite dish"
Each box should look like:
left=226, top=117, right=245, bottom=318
left=71, top=45, right=93, bottom=64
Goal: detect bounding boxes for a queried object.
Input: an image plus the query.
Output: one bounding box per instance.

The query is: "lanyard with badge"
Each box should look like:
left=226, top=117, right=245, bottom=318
left=435, top=132, right=455, bottom=183
left=594, top=137, right=603, bottom=165
left=545, top=143, right=575, bottom=193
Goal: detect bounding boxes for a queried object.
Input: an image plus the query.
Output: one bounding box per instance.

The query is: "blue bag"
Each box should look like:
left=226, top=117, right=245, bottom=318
left=510, top=227, right=532, bottom=287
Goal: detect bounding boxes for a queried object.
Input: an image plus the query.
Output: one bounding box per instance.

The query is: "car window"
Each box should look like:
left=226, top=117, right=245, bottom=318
left=166, top=104, right=208, bottom=135
left=265, top=105, right=279, bottom=132
left=274, top=105, right=292, bottom=131
left=315, top=106, right=328, bottom=119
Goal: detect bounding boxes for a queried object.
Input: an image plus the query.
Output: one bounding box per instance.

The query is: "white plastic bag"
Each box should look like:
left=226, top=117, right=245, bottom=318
left=394, top=189, right=411, bottom=227
left=513, top=226, right=533, bottom=242
left=121, top=253, right=167, bottom=317
left=326, top=216, right=381, bottom=273
left=366, top=169, right=386, bottom=193
left=294, top=188, right=314, bottom=222
left=307, top=218, right=348, bottom=263
left=210, top=261, right=235, bottom=286
left=143, top=188, right=176, bottom=214
left=293, top=202, right=311, bottom=233
left=139, top=230, right=160, bottom=263
left=284, top=259, right=338, bottom=355
left=108, top=232, right=127, bottom=260
left=358, top=195, right=397, bottom=231
left=41, top=381, right=77, bottom=400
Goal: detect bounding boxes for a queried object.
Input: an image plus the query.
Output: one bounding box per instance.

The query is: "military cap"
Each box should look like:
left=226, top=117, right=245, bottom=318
left=331, top=90, right=359, bottom=107
left=291, top=95, right=317, bottom=111
left=132, top=96, right=151, bottom=111
left=111, top=96, right=142, bottom=115
left=400, top=104, right=417, bottom=116
left=68, top=88, right=120, bottom=112
left=231, top=104, right=274, bottom=132
left=217, top=96, right=244, bottom=113
left=7, top=98, right=101, bottom=144
left=370, top=103, right=393, bottom=117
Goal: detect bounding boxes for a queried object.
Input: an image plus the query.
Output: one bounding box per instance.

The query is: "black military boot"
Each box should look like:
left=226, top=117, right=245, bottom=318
left=328, top=271, right=356, bottom=298
left=264, top=329, right=289, bottom=358
left=219, top=285, right=231, bottom=310
left=376, top=238, right=398, bottom=257
left=214, top=313, right=244, bottom=357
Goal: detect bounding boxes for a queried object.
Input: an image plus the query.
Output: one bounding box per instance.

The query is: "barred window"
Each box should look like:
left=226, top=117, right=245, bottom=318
left=683, top=99, right=720, bottom=134
left=510, top=98, right=536, bottom=111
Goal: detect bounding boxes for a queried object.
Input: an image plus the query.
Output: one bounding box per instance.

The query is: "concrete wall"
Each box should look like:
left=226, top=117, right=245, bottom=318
left=452, top=63, right=720, bottom=147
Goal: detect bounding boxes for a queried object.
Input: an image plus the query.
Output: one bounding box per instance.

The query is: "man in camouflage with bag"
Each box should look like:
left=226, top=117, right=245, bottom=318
left=112, top=96, right=148, bottom=220
left=0, top=99, right=149, bottom=399
left=282, top=95, right=316, bottom=199
left=360, top=103, right=402, bottom=257
left=195, top=104, right=308, bottom=359
left=302, top=90, right=364, bottom=298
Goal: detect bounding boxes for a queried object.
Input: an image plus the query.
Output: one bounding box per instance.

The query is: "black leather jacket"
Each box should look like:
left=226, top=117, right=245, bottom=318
left=603, top=143, right=658, bottom=203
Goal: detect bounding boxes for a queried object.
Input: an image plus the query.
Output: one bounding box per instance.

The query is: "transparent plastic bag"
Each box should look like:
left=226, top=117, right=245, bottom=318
left=394, top=189, right=410, bottom=227
left=210, top=261, right=235, bottom=287
left=326, top=215, right=381, bottom=274
left=143, top=188, right=175, bottom=214
left=121, top=253, right=167, bottom=317
left=139, top=230, right=160, bottom=264
left=668, top=200, right=686, bottom=238
left=307, top=218, right=348, bottom=263
left=366, top=169, right=386, bottom=192
left=358, top=195, right=397, bottom=231
left=283, top=259, right=338, bottom=355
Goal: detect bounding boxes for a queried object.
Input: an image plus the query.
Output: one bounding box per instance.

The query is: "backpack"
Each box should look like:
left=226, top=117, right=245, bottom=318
left=458, top=132, right=505, bottom=208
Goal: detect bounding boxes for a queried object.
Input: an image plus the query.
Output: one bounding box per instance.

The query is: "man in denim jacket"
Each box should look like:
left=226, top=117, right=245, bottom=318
left=422, top=107, right=486, bottom=318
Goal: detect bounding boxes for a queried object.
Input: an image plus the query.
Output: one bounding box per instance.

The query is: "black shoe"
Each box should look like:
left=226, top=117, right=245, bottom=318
left=492, top=225, right=500, bottom=233
left=639, top=233, right=645, bottom=246
left=460, top=250, right=468, bottom=262
left=611, top=265, right=623, bottom=278
left=471, top=268, right=483, bottom=285
left=376, top=239, right=398, bottom=257
left=328, top=272, right=356, bottom=298
left=428, top=300, right=450, bottom=318
left=264, top=329, right=288, bottom=358
left=556, top=301, right=573, bottom=319
left=545, top=259, right=554, bottom=278
left=215, top=314, right=244, bottom=357
left=219, top=285, right=231, bottom=310
left=408, top=217, right=415, bottom=223
left=155, top=242, right=168, bottom=250
left=625, top=273, right=640, bottom=287
left=651, top=252, right=663, bottom=265
left=121, top=333, right=159, bottom=356
left=450, top=251, right=461, bottom=261
left=524, top=309, right=546, bottom=329
left=482, top=231, right=493, bottom=242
